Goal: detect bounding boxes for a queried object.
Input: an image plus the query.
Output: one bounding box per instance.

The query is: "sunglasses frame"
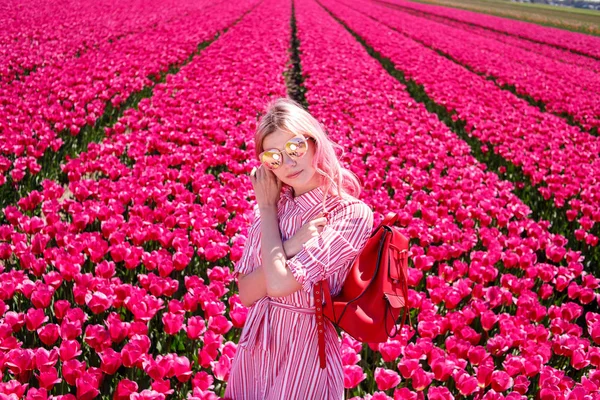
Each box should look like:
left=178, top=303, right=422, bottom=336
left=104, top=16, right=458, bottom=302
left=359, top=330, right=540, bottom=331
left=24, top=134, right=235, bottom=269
left=259, top=135, right=315, bottom=170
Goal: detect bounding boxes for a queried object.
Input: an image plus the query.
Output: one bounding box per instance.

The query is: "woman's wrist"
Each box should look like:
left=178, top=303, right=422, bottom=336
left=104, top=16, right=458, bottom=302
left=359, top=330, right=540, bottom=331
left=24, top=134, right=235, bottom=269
left=283, top=237, right=300, bottom=258
left=283, top=239, right=290, bottom=258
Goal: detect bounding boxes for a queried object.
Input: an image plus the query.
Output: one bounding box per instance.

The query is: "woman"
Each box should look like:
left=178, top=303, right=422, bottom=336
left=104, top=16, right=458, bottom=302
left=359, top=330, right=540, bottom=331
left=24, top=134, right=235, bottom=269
left=224, top=98, right=374, bottom=399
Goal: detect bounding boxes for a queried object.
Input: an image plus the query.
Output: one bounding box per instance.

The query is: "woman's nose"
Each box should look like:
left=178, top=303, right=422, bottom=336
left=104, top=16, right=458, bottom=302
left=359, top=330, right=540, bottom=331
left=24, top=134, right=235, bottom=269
left=282, top=151, right=297, bottom=166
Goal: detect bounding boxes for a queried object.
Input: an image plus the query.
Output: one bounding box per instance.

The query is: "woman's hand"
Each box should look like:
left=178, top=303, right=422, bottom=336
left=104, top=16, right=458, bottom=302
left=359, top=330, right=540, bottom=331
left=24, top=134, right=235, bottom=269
left=285, top=212, right=328, bottom=258
left=250, top=165, right=282, bottom=209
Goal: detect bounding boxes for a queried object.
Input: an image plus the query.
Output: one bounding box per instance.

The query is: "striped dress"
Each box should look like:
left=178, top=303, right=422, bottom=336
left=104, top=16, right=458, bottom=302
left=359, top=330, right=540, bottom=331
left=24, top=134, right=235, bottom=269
left=224, top=183, right=374, bottom=400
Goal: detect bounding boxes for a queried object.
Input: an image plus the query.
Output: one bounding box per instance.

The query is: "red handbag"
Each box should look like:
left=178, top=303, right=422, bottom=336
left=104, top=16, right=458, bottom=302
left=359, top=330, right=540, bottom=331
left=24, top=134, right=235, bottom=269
left=314, top=212, right=411, bottom=369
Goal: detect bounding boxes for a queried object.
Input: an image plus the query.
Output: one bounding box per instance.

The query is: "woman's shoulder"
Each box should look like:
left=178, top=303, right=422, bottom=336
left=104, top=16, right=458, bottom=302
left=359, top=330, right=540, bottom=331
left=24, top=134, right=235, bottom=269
left=329, top=191, right=374, bottom=220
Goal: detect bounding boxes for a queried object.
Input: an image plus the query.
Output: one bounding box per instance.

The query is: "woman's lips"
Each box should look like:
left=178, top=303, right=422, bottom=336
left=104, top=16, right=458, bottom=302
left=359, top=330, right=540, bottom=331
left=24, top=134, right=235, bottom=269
left=287, top=170, right=302, bottom=179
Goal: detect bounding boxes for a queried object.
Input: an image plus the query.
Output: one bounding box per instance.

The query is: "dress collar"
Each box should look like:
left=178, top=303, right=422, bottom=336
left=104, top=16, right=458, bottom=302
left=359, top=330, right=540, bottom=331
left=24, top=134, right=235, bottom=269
left=280, top=182, right=338, bottom=213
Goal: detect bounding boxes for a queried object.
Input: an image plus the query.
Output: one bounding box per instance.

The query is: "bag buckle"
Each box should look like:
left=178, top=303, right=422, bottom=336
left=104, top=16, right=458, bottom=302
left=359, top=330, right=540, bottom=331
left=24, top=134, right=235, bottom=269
left=388, top=244, right=407, bottom=282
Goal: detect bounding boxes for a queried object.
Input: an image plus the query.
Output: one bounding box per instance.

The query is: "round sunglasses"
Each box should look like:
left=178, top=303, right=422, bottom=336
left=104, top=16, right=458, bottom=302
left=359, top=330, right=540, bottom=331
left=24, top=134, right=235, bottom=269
left=259, top=136, right=314, bottom=170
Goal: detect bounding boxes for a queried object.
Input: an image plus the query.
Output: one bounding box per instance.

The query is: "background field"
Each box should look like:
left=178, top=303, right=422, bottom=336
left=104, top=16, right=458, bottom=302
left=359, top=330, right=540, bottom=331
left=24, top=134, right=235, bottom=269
left=398, top=0, right=600, bottom=34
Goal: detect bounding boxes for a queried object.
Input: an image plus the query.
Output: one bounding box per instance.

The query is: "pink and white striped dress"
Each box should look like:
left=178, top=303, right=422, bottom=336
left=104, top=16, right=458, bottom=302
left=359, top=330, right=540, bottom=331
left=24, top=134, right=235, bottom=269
left=224, top=183, right=374, bottom=400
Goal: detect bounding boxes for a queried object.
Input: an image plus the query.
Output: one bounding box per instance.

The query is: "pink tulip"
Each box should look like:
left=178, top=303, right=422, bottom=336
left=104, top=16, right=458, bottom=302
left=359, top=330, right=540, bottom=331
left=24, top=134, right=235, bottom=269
left=375, top=367, right=401, bottom=391
left=169, top=355, right=192, bottom=382
left=490, top=370, right=513, bottom=392
left=128, top=295, right=164, bottom=323
left=59, top=340, right=82, bottom=362
left=42, top=271, right=63, bottom=290
left=427, top=386, right=453, bottom=400
left=62, top=359, right=86, bottom=386
left=503, top=355, right=525, bottom=376
left=5, top=349, right=35, bottom=380
left=341, top=347, right=361, bottom=366
left=76, top=369, right=101, bottom=400
left=53, top=300, right=71, bottom=321
left=36, top=366, right=62, bottom=391
left=162, top=312, right=184, bottom=335
left=410, top=367, right=433, bottom=391
left=512, top=375, right=530, bottom=394
left=128, top=321, right=149, bottom=337
left=35, top=348, right=59, bottom=370
left=476, top=361, right=493, bottom=389
left=99, top=348, right=122, bottom=375
left=588, top=346, right=600, bottom=368
left=25, top=308, right=48, bottom=331
left=523, top=355, right=543, bottom=377
left=95, top=260, right=116, bottom=279
left=571, top=348, right=590, bottom=370
left=393, top=388, right=418, bottom=400
left=151, top=379, right=173, bottom=395
left=397, top=358, right=420, bottom=379
left=4, top=311, right=25, bottom=332
left=210, top=354, right=231, bottom=382
left=24, top=387, right=49, bottom=400
left=192, top=371, right=215, bottom=391
left=454, top=370, right=479, bottom=395
left=185, top=316, right=207, bottom=340
left=114, top=379, right=139, bottom=400
left=370, top=393, right=393, bottom=400
left=378, top=340, right=403, bottom=363
left=466, top=346, right=488, bottom=366
left=343, top=365, right=366, bottom=389
left=30, top=285, right=54, bottom=309
left=144, top=358, right=166, bottom=382
left=37, top=323, right=59, bottom=346
left=121, top=335, right=150, bottom=369
left=86, top=291, right=113, bottom=314
left=207, top=315, right=233, bottom=335
left=480, top=311, right=497, bottom=331
left=106, top=312, right=129, bottom=343
left=131, top=389, right=167, bottom=400
left=430, top=356, right=454, bottom=382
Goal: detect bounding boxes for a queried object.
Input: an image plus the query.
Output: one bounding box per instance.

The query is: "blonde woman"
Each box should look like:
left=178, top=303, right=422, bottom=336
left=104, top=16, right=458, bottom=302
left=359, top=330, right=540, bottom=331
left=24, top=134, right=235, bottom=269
left=224, top=98, right=374, bottom=399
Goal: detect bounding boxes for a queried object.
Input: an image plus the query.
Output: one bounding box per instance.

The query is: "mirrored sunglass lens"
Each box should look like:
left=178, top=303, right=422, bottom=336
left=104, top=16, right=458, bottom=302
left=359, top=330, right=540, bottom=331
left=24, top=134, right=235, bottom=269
left=286, top=137, right=308, bottom=158
left=262, top=150, right=282, bottom=169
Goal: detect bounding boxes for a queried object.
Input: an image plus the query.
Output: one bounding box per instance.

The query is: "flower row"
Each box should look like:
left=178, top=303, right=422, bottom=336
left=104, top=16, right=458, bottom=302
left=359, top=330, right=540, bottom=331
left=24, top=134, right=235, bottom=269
left=296, top=0, right=600, bottom=396
left=435, top=17, right=600, bottom=75
left=385, top=0, right=600, bottom=59
left=0, top=0, right=255, bottom=193
left=353, top=0, right=600, bottom=132
left=0, top=0, right=210, bottom=85
left=0, top=0, right=288, bottom=397
left=335, top=0, right=600, bottom=266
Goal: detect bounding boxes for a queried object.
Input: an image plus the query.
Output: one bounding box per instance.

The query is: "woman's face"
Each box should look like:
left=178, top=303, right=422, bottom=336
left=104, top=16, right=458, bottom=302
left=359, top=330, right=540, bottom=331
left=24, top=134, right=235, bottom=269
left=261, top=129, right=321, bottom=196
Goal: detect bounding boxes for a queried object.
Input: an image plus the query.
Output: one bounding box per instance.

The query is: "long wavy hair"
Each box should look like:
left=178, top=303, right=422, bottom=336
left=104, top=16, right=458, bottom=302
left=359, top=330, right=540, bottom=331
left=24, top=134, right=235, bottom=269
left=254, top=97, right=363, bottom=208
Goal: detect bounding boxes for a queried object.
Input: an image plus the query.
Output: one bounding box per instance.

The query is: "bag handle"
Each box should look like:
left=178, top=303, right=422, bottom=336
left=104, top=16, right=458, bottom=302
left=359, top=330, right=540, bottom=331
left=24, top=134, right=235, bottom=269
left=382, top=212, right=398, bottom=227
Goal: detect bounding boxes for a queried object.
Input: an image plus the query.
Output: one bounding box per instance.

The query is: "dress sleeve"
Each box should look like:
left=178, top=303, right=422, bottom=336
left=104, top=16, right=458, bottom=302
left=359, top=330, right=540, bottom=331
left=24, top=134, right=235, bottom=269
left=285, top=201, right=374, bottom=294
left=233, top=205, right=261, bottom=279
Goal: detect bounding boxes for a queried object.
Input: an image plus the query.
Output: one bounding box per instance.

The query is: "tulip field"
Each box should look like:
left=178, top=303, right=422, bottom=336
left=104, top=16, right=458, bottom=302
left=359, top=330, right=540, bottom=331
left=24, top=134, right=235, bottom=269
left=2, top=0, right=600, bottom=398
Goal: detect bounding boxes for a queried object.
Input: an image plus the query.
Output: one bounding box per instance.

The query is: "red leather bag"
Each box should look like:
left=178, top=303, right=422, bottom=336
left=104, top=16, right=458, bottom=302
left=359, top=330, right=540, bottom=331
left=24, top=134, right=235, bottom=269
left=314, top=212, right=411, bottom=369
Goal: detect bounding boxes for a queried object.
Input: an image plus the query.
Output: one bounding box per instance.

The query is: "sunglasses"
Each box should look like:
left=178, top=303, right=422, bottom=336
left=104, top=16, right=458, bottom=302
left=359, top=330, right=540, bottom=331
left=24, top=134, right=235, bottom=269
left=259, top=136, right=314, bottom=170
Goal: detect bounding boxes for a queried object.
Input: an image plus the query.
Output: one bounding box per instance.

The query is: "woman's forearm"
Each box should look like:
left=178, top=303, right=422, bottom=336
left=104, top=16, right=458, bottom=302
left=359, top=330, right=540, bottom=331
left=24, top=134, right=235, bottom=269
left=237, top=239, right=294, bottom=307
left=260, top=205, right=302, bottom=298
left=238, top=266, right=267, bottom=307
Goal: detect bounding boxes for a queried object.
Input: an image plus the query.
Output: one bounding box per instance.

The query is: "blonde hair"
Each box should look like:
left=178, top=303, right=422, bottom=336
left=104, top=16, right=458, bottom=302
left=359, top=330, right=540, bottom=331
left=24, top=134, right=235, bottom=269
left=254, top=97, right=363, bottom=210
